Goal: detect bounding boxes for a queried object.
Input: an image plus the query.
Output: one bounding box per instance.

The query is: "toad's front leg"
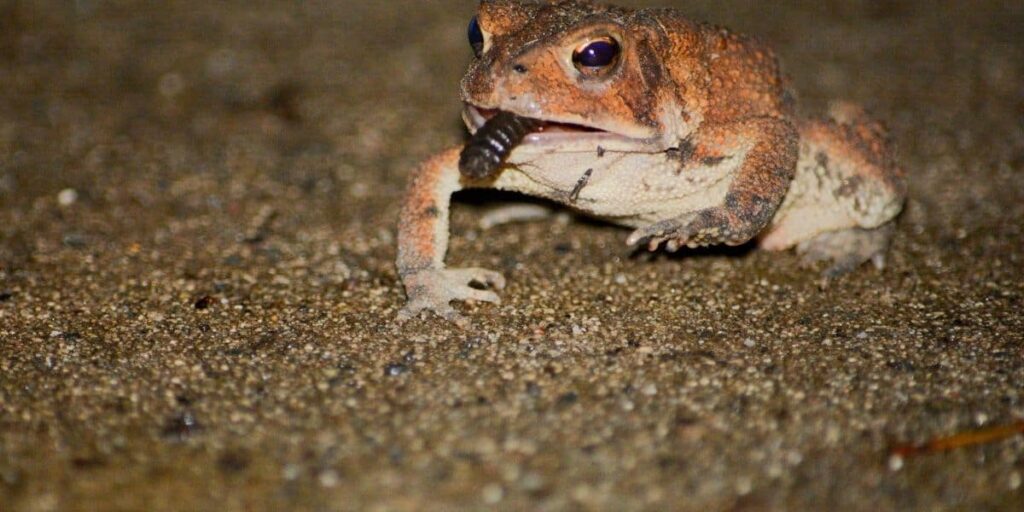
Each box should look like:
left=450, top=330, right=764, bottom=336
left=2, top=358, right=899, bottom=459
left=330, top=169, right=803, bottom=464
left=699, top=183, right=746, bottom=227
left=627, top=117, right=799, bottom=251
left=396, top=147, right=505, bottom=325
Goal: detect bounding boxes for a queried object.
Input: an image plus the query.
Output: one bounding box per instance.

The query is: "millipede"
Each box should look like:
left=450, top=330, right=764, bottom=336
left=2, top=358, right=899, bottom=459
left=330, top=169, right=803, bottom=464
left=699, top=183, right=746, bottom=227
left=459, top=112, right=541, bottom=179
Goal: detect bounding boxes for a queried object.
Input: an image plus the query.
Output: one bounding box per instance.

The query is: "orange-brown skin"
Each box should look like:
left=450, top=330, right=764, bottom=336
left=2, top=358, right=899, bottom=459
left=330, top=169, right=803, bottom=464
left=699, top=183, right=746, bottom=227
left=397, top=148, right=459, bottom=271
left=799, top=104, right=906, bottom=196
left=396, top=0, right=906, bottom=324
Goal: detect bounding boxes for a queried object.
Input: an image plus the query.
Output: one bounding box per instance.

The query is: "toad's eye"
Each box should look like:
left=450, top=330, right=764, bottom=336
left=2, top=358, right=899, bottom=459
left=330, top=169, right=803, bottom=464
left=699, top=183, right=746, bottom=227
left=468, top=17, right=484, bottom=57
left=572, top=37, right=621, bottom=74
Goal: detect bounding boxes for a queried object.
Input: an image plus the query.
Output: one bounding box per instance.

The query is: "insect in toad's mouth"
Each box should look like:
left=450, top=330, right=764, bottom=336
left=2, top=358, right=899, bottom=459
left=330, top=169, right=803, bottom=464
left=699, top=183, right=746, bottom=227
left=458, top=111, right=542, bottom=179
left=458, top=105, right=656, bottom=180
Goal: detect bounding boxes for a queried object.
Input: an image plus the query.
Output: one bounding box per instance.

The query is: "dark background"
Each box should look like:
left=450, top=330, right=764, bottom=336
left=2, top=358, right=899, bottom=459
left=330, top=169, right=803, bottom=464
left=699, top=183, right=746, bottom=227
left=1, top=1, right=1022, bottom=510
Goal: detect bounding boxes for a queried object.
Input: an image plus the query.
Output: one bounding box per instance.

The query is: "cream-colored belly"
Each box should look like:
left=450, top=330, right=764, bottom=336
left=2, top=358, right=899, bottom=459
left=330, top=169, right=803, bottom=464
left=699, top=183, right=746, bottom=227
left=491, top=148, right=741, bottom=227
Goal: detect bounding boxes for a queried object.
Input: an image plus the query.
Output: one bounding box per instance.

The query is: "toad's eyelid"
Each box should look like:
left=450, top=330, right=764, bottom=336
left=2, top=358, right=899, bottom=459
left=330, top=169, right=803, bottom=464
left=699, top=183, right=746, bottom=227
left=575, top=35, right=615, bottom=51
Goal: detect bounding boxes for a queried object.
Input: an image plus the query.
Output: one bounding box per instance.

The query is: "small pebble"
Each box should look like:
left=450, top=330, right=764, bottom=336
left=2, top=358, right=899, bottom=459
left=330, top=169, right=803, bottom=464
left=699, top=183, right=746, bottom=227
left=384, top=363, right=408, bottom=377
left=482, top=483, right=504, bottom=504
left=318, top=469, right=339, bottom=488
left=887, top=454, right=904, bottom=472
left=282, top=464, right=301, bottom=481
left=63, top=233, right=87, bottom=248
left=521, top=472, right=544, bottom=491
left=161, top=411, right=202, bottom=442
left=571, top=484, right=594, bottom=501
left=57, top=188, right=78, bottom=206
left=736, top=476, right=753, bottom=495
left=158, top=72, right=185, bottom=97
left=557, top=392, right=578, bottom=407
left=193, top=296, right=215, bottom=310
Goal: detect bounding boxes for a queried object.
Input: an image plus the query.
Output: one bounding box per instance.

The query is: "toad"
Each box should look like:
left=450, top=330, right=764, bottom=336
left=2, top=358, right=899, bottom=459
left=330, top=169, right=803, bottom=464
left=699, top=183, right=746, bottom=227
left=396, top=0, right=906, bottom=324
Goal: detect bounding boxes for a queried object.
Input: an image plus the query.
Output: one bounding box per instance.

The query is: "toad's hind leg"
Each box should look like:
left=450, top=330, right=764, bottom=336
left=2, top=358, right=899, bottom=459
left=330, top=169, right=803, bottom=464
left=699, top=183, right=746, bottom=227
left=759, top=103, right=907, bottom=275
left=797, top=223, right=895, bottom=277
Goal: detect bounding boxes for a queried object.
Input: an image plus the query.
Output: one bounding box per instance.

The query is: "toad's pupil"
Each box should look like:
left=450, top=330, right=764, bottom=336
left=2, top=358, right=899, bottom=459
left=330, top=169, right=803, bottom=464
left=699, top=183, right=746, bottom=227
left=468, top=17, right=484, bottom=55
left=573, top=39, right=620, bottom=67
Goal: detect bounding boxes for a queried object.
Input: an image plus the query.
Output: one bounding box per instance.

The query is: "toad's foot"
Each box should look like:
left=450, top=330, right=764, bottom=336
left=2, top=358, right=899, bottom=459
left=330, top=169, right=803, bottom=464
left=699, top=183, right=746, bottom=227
left=627, top=213, right=698, bottom=251
left=626, top=206, right=759, bottom=252
left=797, top=223, right=894, bottom=278
left=397, top=267, right=506, bottom=326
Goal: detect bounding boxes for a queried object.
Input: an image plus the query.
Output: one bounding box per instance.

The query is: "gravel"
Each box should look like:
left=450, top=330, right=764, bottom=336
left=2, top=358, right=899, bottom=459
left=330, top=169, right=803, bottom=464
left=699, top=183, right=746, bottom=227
left=1, top=0, right=1022, bottom=510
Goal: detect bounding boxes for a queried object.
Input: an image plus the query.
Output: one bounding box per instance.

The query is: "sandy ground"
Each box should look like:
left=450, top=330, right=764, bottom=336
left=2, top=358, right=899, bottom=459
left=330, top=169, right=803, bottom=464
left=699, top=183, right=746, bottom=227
left=1, top=0, right=1022, bottom=510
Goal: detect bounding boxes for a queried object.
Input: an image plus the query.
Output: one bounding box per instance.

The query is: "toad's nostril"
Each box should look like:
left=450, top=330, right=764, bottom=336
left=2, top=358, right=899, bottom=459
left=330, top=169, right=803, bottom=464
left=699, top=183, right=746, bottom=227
left=513, top=64, right=528, bottom=74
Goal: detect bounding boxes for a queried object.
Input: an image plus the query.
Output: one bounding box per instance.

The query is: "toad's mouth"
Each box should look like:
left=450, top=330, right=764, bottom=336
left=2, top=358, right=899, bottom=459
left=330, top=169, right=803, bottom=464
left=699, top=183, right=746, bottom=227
left=458, top=104, right=664, bottom=180
left=463, top=105, right=655, bottom=147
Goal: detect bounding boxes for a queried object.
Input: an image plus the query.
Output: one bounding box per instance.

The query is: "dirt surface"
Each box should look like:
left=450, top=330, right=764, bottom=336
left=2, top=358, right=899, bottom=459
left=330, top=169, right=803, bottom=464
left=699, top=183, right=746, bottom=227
left=1, top=0, right=1023, bottom=510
